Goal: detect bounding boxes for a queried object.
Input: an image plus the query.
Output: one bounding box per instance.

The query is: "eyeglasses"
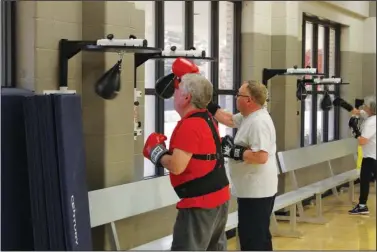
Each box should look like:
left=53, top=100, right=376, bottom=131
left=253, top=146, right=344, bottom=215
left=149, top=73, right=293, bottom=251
left=235, top=93, right=250, bottom=99
left=235, top=93, right=270, bottom=103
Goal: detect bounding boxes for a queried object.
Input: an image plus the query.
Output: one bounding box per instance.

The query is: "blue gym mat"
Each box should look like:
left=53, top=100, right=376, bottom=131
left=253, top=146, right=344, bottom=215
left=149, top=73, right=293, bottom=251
left=52, top=94, right=92, bottom=250
left=2, top=89, right=92, bottom=250
left=1, top=88, right=35, bottom=250
left=24, top=95, right=51, bottom=250
left=35, top=95, right=66, bottom=250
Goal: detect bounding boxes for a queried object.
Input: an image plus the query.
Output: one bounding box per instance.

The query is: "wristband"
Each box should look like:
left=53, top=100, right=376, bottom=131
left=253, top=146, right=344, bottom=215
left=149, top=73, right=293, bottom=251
left=150, top=144, right=169, bottom=166
left=207, top=102, right=221, bottom=116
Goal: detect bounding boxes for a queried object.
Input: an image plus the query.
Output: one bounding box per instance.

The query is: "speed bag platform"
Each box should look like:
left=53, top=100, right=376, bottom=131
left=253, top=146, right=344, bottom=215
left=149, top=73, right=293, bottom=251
left=1, top=88, right=35, bottom=251
left=23, top=94, right=92, bottom=251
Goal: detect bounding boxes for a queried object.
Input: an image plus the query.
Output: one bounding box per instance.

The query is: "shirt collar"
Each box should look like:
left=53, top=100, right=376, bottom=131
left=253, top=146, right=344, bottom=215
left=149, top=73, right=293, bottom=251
left=182, top=108, right=208, bottom=120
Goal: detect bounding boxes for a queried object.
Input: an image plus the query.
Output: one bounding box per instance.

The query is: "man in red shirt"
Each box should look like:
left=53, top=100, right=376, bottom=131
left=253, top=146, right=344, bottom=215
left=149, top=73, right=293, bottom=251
left=143, top=58, right=230, bottom=251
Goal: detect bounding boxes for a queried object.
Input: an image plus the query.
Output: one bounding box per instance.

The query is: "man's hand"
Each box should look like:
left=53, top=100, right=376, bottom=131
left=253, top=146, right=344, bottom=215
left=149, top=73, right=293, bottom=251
left=207, top=101, right=221, bottom=116
left=143, top=133, right=169, bottom=166
left=221, top=135, right=246, bottom=161
left=351, top=108, right=360, bottom=116
left=207, top=102, right=236, bottom=128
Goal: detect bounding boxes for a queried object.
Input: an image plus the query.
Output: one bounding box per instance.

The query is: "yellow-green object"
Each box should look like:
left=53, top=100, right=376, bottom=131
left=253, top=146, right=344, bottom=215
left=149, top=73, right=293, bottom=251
left=357, top=145, right=363, bottom=169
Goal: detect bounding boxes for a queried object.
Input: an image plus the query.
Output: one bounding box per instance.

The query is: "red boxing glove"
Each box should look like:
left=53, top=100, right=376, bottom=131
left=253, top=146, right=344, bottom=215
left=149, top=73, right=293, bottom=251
left=172, top=58, right=199, bottom=88
left=143, top=133, right=169, bottom=166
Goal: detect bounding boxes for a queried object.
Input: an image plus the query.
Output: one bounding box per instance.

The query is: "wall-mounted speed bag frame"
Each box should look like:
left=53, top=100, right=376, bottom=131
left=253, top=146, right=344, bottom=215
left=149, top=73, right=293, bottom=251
left=57, top=35, right=217, bottom=141
left=262, top=65, right=325, bottom=86
left=132, top=45, right=216, bottom=139
left=58, top=34, right=162, bottom=89
left=308, top=77, right=350, bottom=112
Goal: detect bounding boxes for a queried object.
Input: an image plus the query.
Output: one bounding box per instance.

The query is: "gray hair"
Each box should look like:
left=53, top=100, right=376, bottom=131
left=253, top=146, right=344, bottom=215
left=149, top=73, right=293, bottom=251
left=364, top=95, right=376, bottom=115
left=180, top=73, right=213, bottom=109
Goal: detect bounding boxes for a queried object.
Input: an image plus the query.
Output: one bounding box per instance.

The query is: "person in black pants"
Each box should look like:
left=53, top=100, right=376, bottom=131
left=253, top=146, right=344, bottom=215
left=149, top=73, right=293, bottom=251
left=237, top=195, right=276, bottom=250
left=348, top=96, right=376, bottom=215
left=207, top=80, right=279, bottom=250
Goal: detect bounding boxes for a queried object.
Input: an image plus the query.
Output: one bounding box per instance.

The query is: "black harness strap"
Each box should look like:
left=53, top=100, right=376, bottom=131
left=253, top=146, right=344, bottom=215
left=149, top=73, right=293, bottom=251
left=191, top=153, right=219, bottom=160
left=173, top=111, right=229, bottom=199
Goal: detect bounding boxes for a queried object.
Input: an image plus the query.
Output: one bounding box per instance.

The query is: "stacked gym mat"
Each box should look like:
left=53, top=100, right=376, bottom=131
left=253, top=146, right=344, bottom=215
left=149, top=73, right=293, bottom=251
left=1, top=88, right=92, bottom=251
left=1, top=88, right=35, bottom=251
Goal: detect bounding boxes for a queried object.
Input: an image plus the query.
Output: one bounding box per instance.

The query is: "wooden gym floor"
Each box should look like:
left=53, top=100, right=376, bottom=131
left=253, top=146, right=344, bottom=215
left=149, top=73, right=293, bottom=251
left=227, top=184, right=376, bottom=250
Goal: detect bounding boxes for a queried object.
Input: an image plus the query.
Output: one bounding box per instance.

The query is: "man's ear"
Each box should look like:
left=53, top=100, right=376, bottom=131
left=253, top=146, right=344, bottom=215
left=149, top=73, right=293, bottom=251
left=185, top=93, right=192, bottom=103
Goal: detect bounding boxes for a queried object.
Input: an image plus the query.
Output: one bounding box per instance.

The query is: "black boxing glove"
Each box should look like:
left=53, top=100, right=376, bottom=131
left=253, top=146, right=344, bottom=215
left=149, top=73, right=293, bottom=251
left=351, top=125, right=361, bottom=139
left=333, top=97, right=354, bottom=112
left=348, top=117, right=361, bottom=138
left=355, top=99, right=364, bottom=109
left=207, top=101, right=221, bottom=116
left=348, top=116, right=359, bottom=129
left=221, top=135, right=246, bottom=161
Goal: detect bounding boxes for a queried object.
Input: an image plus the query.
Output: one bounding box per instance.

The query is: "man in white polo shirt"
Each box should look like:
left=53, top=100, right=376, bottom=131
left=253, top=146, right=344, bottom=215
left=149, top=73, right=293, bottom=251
left=207, top=80, right=278, bottom=251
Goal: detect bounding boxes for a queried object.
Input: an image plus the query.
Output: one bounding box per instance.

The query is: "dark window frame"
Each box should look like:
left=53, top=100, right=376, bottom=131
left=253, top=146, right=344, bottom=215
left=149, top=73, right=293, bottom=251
left=300, top=13, right=341, bottom=147
left=144, top=1, right=242, bottom=177
left=1, top=1, right=17, bottom=87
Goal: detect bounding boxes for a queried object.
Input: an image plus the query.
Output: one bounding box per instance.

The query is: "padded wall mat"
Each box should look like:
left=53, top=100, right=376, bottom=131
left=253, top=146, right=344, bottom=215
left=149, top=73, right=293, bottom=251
left=2, top=90, right=92, bottom=250
left=23, top=95, right=51, bottom=250
left=35, top=95, right=66, bottom=250
left=1, top=88, right=35, bottom=250
left=52, top=94, right=92, bottom=250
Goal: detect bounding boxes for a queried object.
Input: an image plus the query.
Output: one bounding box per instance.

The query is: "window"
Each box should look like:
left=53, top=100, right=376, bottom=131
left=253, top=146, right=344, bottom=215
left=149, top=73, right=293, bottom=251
left=142, top=1, right=155, bottom=90
left=303, top=22, right=313, bottom=144
left=328, top=94, right=335, bottom=140
left=218, top=1, right=237, bottom=138
left=317, top=25, right=325, bottom=91
left=304, top=94, right=313, bottom=146
left=327, top=29, right=337, bottom=141
left=163, top=1, right=185, bottom=151
left=301, top=14, right=341, bottom=147
left=142, top=1, right=241, bottom=178
left=141, top=1, right=156, bottom=177
left=194, top=1, right=211, bottom=80
left=219, top=2, right=234, bottom=90
left=144, top=95, right=157, bottom=177
left=218, top=95, right=234, bottom=137
left=1, top=1, right=16, bottom=87
left=317, top=94, right=324, bottom=142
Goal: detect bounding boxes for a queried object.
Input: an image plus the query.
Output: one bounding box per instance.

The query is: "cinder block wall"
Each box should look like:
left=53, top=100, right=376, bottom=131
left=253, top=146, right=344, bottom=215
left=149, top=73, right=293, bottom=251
left=15, top=0, right=374, bottom=250
left=362, top=1, right=376, bottom=96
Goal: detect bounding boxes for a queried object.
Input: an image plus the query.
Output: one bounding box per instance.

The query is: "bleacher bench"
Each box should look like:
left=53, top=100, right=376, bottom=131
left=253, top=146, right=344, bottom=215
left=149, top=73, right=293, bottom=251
left=88, top=138, right=360, bottom=250
left=273, top=137, right=360, bottom=235
left=88, top=174, right=240, bottom=251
